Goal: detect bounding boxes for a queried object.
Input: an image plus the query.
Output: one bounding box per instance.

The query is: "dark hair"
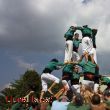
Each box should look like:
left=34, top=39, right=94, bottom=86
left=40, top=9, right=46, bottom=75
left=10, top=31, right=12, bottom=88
left=75, top=33, right=79, bottom=36
left=73, top=65, right=79, bottom=69
left=83, top=25, right=88, bottom=28
left=91, top=94, right=100, bottom=105
left=50, top=59, right=59, bottom=62
left=74, top=94, right=83, bottom=106
left=70, top=26, right=74, bottom=29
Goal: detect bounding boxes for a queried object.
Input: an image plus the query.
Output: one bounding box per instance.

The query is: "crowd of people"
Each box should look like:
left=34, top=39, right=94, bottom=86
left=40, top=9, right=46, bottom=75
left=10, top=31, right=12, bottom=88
left=40, top=25, right=110, bottom=99
left=10, top=90, right=110, bottom=110
left=10, top=25, right=110, bottom=110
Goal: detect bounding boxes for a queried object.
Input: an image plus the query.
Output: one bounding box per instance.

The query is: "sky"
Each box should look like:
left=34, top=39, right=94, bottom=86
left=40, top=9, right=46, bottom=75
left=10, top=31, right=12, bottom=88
left=0, top=0, right=110, bottom=90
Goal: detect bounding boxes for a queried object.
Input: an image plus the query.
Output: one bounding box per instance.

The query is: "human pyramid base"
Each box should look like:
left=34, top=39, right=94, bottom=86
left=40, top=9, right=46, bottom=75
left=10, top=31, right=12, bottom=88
left=22, top=25, right=110, bottom=109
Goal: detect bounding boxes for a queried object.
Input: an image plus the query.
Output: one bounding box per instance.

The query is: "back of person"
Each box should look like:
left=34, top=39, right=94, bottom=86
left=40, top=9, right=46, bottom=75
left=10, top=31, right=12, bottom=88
left=82, top=26, right=92, bottom=37
left=67, top=103, right=90, bottom=110
left=45, top=61, right=58, bottom=72
left=91, top=103, right=106, bottom=110
left=91, top=94, right=106, bottom=110
left=63, top=64, right=73, bottom=74
left=64, top=26, right=75, bottom=40
left=67, top=94, right=90, bottom=110
left=78, top=57, right=96, bottom=74
left=51, top=100, right=69, bottom=110
left=83, top=61, right=96, bottom=74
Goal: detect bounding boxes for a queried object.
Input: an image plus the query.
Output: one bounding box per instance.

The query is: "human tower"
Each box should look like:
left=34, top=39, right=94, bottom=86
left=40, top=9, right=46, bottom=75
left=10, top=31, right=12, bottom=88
left=40, top=25, right=110, bottom=101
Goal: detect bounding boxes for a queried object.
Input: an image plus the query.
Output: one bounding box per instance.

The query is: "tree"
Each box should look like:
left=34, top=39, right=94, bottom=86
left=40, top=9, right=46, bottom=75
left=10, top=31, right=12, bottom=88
left=11, top=70, right=41, bottom=97
left=0, top=70, right=41, bottom=109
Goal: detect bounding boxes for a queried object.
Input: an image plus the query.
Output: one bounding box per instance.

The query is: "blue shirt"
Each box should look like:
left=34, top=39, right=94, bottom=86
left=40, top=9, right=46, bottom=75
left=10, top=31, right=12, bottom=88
left=51, top=100, right=70, bottom=110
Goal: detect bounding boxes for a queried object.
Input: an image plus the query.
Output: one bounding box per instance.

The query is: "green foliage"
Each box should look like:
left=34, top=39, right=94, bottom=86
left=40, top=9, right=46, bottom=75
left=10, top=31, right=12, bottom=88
left=0, top=70, right=41, bottom=109
left=11, top=70, right=41, bottom=97
left=0, top=69, right=64, bottom=109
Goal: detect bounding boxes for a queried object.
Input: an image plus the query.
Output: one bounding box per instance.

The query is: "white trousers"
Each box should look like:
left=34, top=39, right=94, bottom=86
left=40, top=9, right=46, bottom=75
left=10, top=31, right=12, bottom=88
left=72, top=51, right=80, bottom=62
left=41, top=73, right=60, bottom=92
left=82, top=37, right=93, bottom=54
left=94, top=83, right=99, bottom=93
left=90, top=48, right=97, bottom=64
left=71, top=84, right=80, bottom=94
left=64, top=40, right=73, bottom=63
left=82, top=79, right=99, bottom=92
left=82, top=79, right=94, bottom=90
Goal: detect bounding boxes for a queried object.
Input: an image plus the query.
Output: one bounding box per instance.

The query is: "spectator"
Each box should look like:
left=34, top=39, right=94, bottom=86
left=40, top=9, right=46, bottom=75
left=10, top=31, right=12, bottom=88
left=67, top=93, right=90, bottom=110
left=91, top=94, right=106, bottom=110
left=104, top=89, right=110, bottom=109
left=51, top=95, right=69, bottom=110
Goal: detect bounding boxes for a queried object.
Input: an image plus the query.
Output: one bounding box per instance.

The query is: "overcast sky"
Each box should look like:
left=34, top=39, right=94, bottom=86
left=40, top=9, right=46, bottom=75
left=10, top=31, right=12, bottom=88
left=0, top=0, right=110, bottom=89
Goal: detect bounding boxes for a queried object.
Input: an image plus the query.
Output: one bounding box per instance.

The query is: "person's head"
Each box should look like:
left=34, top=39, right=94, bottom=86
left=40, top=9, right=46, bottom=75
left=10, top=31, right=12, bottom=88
left=91, top=94, right=101, bottom=105
left=74, top=94, right=84, bottom=106
left=104, top=89, right=110, bottom=100
left=70, top=26, right=75, bottom=29
left=59, top=95, right=69, bottom=102
left=50, top=58, right=59, bottom=62
left=74, top=33, right=79, bottom=39
left=83, top=25, right=88, bottom=28
left=73, top=65, right=79, bottom=73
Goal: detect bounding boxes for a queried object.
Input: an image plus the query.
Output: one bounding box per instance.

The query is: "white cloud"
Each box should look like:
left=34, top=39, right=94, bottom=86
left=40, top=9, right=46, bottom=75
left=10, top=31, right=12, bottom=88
left=0, top=83, right=12, bottom=91
left=25, top=0, right=110, bottom=53
left=14, top=57, right=38, bottom=70
left=0, top=0, right=110, bottom=53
